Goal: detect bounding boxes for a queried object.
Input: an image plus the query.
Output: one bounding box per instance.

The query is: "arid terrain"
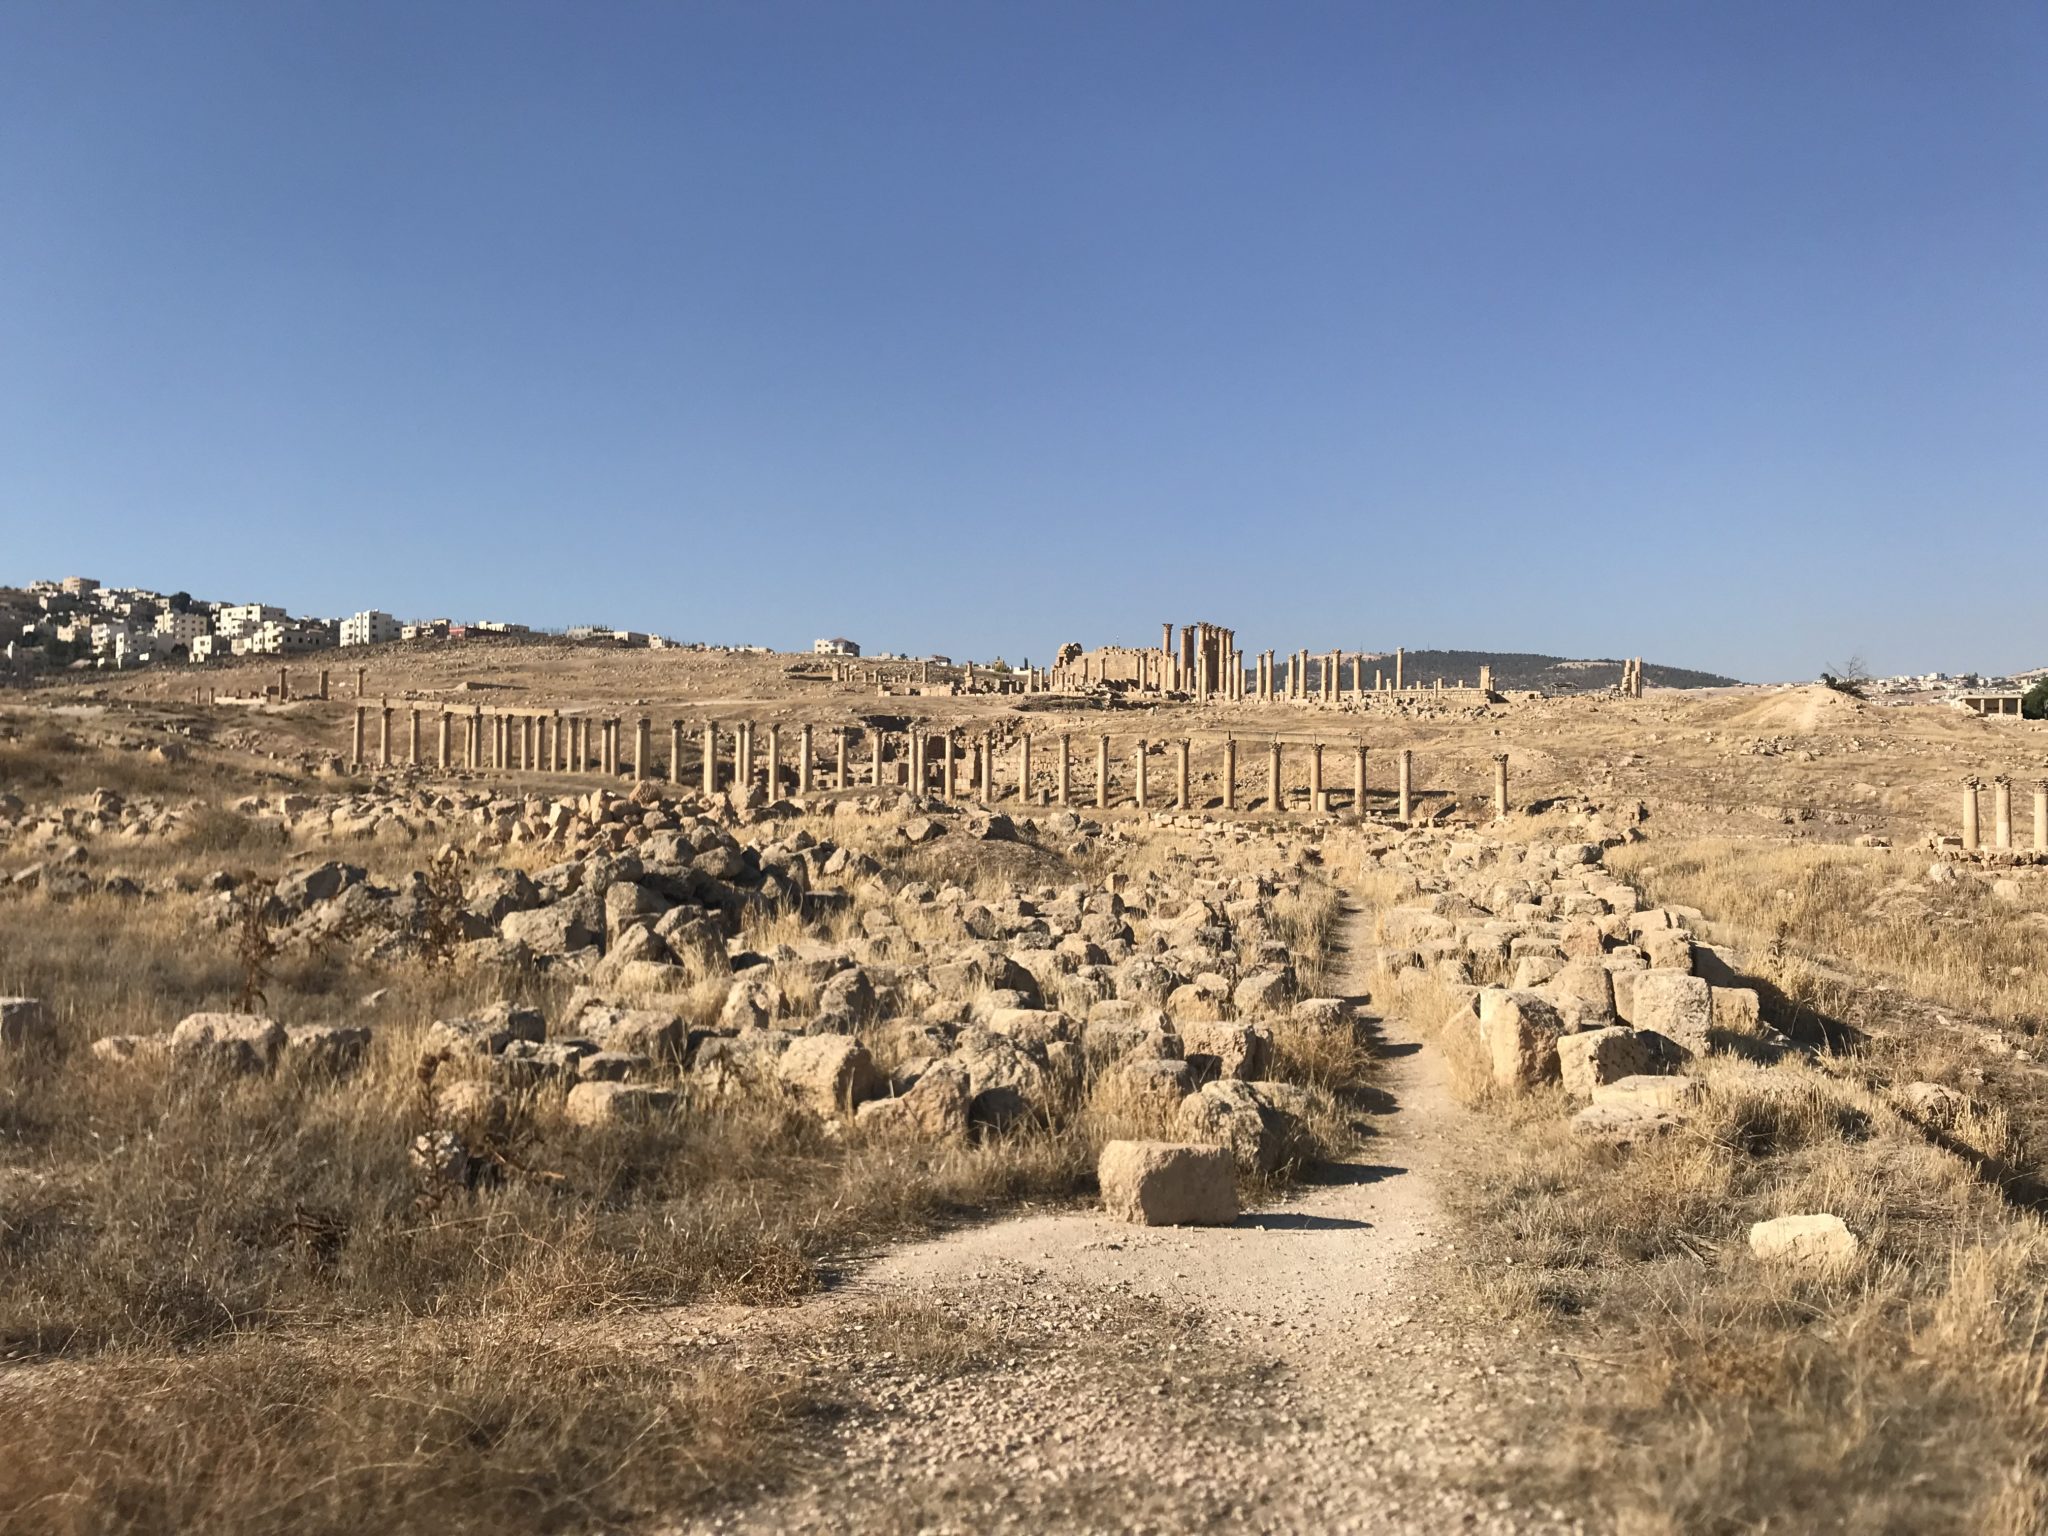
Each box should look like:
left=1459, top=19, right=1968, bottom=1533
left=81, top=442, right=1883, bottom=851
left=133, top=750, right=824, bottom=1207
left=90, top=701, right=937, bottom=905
left=3, top=641, right=2047, bottom=1535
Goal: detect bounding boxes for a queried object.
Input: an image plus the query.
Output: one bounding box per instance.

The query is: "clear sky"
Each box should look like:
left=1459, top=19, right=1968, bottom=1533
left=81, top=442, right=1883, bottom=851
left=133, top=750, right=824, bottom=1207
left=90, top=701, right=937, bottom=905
left=3, top=2, right=2043, bottom=681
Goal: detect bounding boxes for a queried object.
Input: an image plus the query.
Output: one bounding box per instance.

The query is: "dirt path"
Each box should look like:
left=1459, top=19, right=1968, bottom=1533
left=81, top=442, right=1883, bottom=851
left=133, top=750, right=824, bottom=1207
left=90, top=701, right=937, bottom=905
left=680, top=895, right=1578, bottom=1535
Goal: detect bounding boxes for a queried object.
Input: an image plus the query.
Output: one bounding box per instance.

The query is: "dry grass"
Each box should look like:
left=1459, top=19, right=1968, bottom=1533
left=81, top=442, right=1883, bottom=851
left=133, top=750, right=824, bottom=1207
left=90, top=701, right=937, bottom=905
left=1609, top=838, right=2048, bottom=1031
left=0, top=718, right=1385, bottom=1531
left=0, top=1325, right=806, bottom=1536
left=1362, top=866, right=2048, bottom=1533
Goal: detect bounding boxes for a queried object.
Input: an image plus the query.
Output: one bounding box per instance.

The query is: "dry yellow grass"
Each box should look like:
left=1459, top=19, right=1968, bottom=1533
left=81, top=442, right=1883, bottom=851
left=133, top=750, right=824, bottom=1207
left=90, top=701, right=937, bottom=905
left=0, top=730, right=1380, bottom=1532
left=1359, top=858, right=2048, bottom=1533
left=1609, top=838, right=2048, bottom=1030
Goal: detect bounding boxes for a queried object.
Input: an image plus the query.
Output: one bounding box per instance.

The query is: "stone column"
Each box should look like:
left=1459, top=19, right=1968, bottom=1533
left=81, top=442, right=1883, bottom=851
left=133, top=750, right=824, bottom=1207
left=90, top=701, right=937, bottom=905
left=1963, top=777, right=1981, bottom=852
left=552, top=713, right=565, bottom=772
left=942, top=732, right=957, bottom=800
left=2036, top=782, right=2048, bottom=854
left=633, top=716, right=649, bottom=782
left=1134, top=740, right=1148, bottom=809
left=437, top=711, right=452, bottom=770
left=1222, top=737, right=1237, bottom=810
left=1058, top=734, right=1072, bottom=806
left=836, top=728, right=849, bottom=790
left=702, top=723, right=720, bottom=794
left=907, top=728, right=923, bottom=795
left=1019, top=734, right=1033, bottom=802
left=409, top=707, right=422, bottom=764
left=1398, top=748, right=1413, bottom=822
left=670, top=721, right=684, bottom=784
left=1174, top=738, right=1190, bottom=810
left=1096, top=734, right=1110, bottom=809
left=609, top=718, right=622, bottom=778
left=351, top=706, right=365, bottom=767
left=277, top=665, right=289, bottom=703
left=792, top=724, right=809, bottom=794
left=766, top=724, right=782, bottom=799
left=1309, top=742, right=1325, bottom=812
left=980, top=732, right=994, bottom=804
left=1493, top=753, right=1510, bottom=820
left=1353, top=744, right=1368, bottom=817
left=379, top=700, right=393, bottom=767
left=355, top=665, right=367, bottom=698
left=733, top=723, right=748, bottom=791
left=1995, top=776, right=2014, bottom=850
left=1268, top=740, right=1282, bottom=812
left=318, top=668, right=330, bottom=701
left=469, top=708, right=483, bottom=769
left=1395, top=648, right=1404, bottom=691
left=870, top=729, right=883, bottom=789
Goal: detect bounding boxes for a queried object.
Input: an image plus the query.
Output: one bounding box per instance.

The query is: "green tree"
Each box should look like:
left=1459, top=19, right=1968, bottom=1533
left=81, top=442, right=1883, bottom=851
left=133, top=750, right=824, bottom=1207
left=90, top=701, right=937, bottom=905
left=2023, top=678, right=2048, bottom=720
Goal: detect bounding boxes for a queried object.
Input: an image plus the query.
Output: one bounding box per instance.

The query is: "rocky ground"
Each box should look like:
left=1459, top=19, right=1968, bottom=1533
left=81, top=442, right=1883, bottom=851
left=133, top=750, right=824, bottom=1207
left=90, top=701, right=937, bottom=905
left=676, top=896, right=1583, bottom=1536
left=4, top=673, right=2047, bottom=1533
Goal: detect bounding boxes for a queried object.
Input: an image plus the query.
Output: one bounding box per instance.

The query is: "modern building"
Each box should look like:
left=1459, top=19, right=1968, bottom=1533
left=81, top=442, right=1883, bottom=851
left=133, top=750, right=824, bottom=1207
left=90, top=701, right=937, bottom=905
left=89, top=620, right=131, bottom=656
left=153, top=611, right=212, bottom=649
left=217, top=603, right=286, bottom=639
left=246, top=620, right=332, bottom=656
left=813, top=636, right=861, bottom=657
left=189, top=634, right=218, bottom=663
left=339, top=610, right=400, bottom=647
left=60, top=576, right=99, bottom=596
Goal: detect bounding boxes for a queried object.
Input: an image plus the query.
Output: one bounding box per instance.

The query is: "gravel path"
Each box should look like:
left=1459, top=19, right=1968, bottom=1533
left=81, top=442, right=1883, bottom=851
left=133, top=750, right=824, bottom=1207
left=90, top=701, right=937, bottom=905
left=681, top=895, right=1583, bottom=1535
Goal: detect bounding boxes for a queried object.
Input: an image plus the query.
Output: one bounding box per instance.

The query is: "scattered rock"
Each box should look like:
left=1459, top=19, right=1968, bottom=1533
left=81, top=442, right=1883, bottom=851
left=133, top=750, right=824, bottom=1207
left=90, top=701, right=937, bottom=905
left=1748, top=1213, right=1859, bottom=1269
left=1097, top=1140, right=1238, bottom=1226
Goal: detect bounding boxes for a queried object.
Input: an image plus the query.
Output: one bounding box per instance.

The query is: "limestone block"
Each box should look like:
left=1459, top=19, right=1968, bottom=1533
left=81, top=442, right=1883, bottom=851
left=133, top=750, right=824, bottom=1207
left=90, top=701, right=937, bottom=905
left=169, top=1012, right=285, bottom=1074
left=1630, top=972, right=1713, bottom=1052
left=777, top=1035, right=885, bottom=1117
left=1592, top=1074, right=1701, bottom=1113
left=1478, top=989, right=1564, bottom=1091
left=1557, top=1026, right=1651, bottom=1097
left=1748, top=1214, right=1859, bottom=1269
left=564, top=1080, right=677, bottom=1127
left=1098, top=1140, right=1237, bottom=1226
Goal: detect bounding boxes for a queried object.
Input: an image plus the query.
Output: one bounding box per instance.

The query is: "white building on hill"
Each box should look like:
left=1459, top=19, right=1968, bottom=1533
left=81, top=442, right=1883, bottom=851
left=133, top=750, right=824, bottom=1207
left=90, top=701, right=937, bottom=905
left=339, top=610, right=400, bottom=647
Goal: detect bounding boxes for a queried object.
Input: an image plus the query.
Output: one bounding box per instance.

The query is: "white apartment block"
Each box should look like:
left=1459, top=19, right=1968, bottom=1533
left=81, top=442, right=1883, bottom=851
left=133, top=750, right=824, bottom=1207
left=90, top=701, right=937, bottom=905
left=89, top=620, right=131, bottom=656
left=245, top=620, right=331, bottom=656
left=217, top=603, right=286, bottom=639
left=153, top=611, right=212, bottom=648
left=189, top=634, right=218, bottom=663
left=339, top=610, right=400, bottom=647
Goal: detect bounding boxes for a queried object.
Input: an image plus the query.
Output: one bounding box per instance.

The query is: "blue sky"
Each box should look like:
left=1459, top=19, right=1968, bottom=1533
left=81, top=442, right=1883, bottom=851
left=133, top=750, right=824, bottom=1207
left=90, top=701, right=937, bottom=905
left=3, top=1, right=2043, bottom=681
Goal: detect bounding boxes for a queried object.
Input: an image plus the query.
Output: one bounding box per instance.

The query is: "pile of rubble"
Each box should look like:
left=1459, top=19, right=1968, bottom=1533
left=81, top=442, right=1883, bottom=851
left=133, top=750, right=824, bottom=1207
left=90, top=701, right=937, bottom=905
left=1364, top=832, right=1777, bottom=1145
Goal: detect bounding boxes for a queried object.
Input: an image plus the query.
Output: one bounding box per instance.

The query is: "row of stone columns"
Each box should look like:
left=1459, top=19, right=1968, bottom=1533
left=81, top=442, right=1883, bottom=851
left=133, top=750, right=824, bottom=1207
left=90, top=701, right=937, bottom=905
left=1260, top=647, right=1494, bottom=704
left=342, top=707, right=1507, bottom=823
left=1961, top=776, right=2048, bottom=853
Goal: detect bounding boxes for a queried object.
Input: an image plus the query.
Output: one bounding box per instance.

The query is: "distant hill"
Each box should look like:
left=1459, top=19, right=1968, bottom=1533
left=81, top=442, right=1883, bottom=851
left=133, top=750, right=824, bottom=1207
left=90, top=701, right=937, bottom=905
left=1369, top=650, right=1740, bottom=693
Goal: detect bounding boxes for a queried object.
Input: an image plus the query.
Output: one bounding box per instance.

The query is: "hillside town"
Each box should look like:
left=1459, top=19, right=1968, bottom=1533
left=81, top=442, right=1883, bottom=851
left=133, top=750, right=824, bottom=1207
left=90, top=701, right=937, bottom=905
left=0, top=575, right=699, bottom=677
